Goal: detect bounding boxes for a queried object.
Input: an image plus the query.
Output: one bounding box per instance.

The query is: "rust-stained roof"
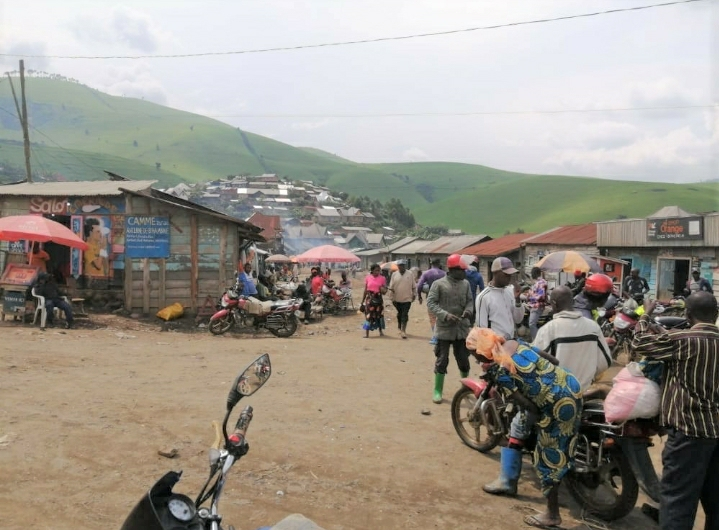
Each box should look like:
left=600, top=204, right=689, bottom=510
left=458, top=233, right=536, bottom=257
left=247, top=211, right=282, bottom=239
left=0, top=180, right=156, bottom=196
left=391, top=239, right=432, bottom=254
left=416, top=234, right=490, bottom=254
left=522, top=223, right=597, bottom=245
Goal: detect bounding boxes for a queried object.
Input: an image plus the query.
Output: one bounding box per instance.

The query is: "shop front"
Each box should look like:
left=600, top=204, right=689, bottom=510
left=597, top=206, right=717, bottom=301
left=0, top=180, right=264, bottom=314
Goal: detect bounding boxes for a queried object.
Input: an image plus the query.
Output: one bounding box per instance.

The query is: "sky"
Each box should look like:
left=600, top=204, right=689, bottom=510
left=0, top=0, right=717, bottom=183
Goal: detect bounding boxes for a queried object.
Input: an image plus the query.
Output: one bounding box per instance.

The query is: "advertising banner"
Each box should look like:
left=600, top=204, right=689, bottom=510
left=125, top=216, right=170, bottom=258
left=646, top=217, right=703, bottom=241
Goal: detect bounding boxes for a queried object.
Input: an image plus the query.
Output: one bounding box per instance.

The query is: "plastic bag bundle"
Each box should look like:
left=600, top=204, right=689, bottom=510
left=156, top=302, right=184, bottom=321
left=604, top=362, right=661, bottom=423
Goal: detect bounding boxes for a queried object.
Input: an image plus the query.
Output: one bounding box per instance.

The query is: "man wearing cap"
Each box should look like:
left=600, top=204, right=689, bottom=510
left=426, top=254, right=473, bottom=404
left=388, top=259, right=415, bottom=339
left=417, top=258, right=446, bottom=345
left=685, top=268, right=712, bottom=295
left=624, top=267, right=650, bottom=298
left=475, top=257, right=524, bottom=340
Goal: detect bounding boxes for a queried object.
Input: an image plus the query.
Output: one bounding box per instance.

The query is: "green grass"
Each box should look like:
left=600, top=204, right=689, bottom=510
left=1, top=77, right=717, bottom=236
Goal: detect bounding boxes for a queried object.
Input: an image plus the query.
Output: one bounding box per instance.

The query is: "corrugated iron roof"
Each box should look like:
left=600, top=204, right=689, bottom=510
left=386, top=236, right=418, bottom=251
left=459, top=233, right=536, bottom=257
left=391, top=239, right=433, bottom=254
left=247, top=212, right=282, bottom=239
left=416, top=234, right=490, bottom=254
left=522, top=223, right=597, bottom=245
left=647, top=205, right=695, bottom=218
left=0, top=180, right=156, bottom=196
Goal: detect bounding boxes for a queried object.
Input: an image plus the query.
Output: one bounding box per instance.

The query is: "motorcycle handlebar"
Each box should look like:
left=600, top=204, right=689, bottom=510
left=228, top=406, right=253, bottom=447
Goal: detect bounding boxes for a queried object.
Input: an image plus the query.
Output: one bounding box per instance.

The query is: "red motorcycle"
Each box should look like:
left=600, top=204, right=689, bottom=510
left=209, top=280, right=301, bottom=338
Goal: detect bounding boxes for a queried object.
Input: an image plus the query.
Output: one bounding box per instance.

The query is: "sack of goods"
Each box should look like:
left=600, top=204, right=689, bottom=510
left=246, top=297, right=272, bottom=315
left=604, top=362, right=661, bottom=423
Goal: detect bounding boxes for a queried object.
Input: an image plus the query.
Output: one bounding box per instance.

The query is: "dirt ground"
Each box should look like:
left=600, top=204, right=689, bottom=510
left=0, top=275, right=704, bottom=530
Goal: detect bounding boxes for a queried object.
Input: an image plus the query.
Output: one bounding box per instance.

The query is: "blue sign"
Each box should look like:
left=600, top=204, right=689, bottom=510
left=125, top=216, right=170, bottom=258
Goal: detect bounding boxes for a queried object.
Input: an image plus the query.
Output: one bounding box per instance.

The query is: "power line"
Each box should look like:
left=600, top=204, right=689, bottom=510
left=208, top=104, right=717, bottom=119
left=0, top=0, right=707, bottom=60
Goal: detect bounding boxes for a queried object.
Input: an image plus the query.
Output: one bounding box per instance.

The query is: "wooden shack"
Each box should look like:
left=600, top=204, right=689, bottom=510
left=0, top=180, right=264, bottom=314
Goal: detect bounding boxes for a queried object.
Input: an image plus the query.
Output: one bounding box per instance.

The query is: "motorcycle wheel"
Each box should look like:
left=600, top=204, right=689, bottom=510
left=450, top=386, right=500, bottom=453
left=209, top=315, right=233, bottom=335
left=565, top=448, right=639, bottom=521
left=268, top=314, right=298, bottom=338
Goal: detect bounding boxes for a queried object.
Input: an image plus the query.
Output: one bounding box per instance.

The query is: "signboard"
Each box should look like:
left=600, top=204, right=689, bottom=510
left=0, top=264, right=39, bottom=286
left=29, top=197, right=68, bottom=215
left=646, top=217, right=703, bottom=241
left=125, top=216, right=170, bottom=258
left=3, top=290, right=27, bottom=315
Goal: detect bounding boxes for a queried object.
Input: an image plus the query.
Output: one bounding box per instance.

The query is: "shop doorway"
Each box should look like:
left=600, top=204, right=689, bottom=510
left=42, top=215, right=72, bottom=284
left=657, top=258, right=691, bottom=300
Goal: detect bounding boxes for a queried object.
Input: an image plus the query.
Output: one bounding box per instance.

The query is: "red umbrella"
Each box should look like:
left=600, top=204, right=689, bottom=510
left=0, top=215, right=88, bottom=250
left=295, top=245, right=360, bottom=264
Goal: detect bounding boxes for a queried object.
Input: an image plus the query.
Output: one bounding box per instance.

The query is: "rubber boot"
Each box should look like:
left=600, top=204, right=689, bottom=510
left=460, top=371, right=469, bottom=378
left=432, top=373, right=445, bottom=404
left=401, top=322, right=407, bottom=339
left=482, top=447, right=522, bottom=496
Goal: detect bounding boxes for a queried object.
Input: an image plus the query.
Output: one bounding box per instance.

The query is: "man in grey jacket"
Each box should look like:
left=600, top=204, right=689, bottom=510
left=427, top=254, right=474, bottom=404
left=475, top=257, right=524, bottom=339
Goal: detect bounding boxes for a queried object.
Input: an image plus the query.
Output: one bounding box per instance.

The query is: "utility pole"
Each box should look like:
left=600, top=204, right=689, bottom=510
left=6, top=60, right=33, bottom=182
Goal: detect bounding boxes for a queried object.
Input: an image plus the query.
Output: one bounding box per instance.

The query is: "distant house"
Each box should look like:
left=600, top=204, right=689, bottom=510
left=414, top=234, right=491, bottom=270
left=313, top=208, right=342, bottom=225
left=247, top=212, right=283, bottom=252
left=459, top=233, right=536, bottom=282
left=339, top=207, right=368, bottom=226
left=366, top=233, right=386, bottom=249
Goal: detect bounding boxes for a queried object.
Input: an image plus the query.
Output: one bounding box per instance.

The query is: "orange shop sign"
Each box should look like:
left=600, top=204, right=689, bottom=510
left=29, top=197, right=68, bottom=215
left=646, top=217, right=703, bottom=241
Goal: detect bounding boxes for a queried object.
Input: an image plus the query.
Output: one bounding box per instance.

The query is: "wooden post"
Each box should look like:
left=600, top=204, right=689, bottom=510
left=158, top=258, right=166, bottom=309
left=142, top=258, right=150, bottom=314
left=18, top=61, right=32, bottom=183
left=219, top=223, right=228, bottom=289
left=124, top=195, right=133, bottom=311
left=190, top=215, right=198, bottom=312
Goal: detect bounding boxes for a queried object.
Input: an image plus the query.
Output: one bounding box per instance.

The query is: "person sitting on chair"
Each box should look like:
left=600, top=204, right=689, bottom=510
left=34, top=273, right=74, bottom=329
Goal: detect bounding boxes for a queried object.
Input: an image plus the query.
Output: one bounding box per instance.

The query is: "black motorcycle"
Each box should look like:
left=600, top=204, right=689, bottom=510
left=120, top=354, right=272, bottom=530
left=451, top=369, right=662, bottom=521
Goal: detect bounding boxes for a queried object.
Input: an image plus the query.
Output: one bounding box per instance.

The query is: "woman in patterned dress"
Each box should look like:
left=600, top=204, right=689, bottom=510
left=467, top=327, right=582, bottom=529
left=361, top=263, right=387, bottom=338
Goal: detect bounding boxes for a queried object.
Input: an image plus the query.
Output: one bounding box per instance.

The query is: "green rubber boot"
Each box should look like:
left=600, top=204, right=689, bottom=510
left=460, top=371, right=469, bottom=378
left=432, top=373, right=445, bottom=404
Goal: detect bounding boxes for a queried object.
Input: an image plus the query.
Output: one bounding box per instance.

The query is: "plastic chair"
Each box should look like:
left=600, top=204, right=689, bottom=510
left=31, top=287, right=66, bottom=329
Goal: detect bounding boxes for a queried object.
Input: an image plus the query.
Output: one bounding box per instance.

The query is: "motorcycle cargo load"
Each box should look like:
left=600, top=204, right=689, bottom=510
left=246, top=297, right=273, bottom=315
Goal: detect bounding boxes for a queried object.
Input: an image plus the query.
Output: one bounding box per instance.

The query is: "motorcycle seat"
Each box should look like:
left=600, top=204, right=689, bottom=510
left=654, top=316, right=688, bottom=329
left=583, top=386, right=609, bottom=401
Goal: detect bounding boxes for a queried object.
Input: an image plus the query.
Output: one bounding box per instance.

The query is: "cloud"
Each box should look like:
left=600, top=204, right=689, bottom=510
left=401, top=147, right=430, bottom=162
left=290, top=119, right=330, bottom=131
left=99, top=63, right=168, bottom=104
left=0, top=41, right=51, bottom=70
left=68, top=6, right=173, bottom=53
left=544, top=126, right=715, bottom=178
left=629, top=77, right=701, bottom=109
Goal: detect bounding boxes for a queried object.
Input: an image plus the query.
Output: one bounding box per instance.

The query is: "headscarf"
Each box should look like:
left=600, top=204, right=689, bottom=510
left=466, top=327, right=517, bottom=374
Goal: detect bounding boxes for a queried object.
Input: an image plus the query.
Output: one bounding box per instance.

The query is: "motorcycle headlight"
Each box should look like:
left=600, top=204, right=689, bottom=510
left=614, top=317, right=630, bottom=330
left=221, top=299, right=229, bottom=308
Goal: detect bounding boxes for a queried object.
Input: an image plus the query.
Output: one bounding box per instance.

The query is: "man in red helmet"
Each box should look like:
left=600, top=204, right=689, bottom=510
left=426, top=254, right=474, bottom=404
left=574, top=273, right=614, bottom=320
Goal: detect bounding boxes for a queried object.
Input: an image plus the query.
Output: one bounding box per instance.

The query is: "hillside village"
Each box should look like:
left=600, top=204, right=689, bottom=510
left=164, top=173, right=400, bottom=255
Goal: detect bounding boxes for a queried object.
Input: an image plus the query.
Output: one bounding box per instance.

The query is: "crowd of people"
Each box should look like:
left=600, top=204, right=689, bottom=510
left=355, top=254, right=717, bottom=529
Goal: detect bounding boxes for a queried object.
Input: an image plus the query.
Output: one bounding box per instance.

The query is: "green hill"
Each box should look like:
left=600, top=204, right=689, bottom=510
left=1, top=77, right=717, bottom=236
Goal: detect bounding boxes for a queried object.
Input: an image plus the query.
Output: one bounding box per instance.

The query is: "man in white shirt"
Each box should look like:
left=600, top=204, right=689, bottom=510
left=533, top=286, right=611, bottom=390
left=388, top=260, right=416, bottom=339
left=475, top=257, right=524, bottom=339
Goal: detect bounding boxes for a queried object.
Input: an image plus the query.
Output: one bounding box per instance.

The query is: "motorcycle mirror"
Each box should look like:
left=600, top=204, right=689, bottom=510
left=227, top=353, right=272, bottom=409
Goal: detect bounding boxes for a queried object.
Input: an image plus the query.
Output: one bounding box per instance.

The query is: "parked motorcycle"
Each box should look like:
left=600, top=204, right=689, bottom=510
left=320, top=280, right=354, bottom=314
left=209, top=281, right=301, bottom=337
left=120, top=354, right=272, bottom=530
left=451, top=371, right=662, bottom=521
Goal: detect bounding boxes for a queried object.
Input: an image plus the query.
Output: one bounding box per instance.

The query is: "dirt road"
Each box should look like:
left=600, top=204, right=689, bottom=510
left=0, top=282, right=697, bottom=529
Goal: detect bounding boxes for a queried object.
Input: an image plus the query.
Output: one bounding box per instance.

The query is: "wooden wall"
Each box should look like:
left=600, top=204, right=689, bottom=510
left=125, top=195, right=239, bottom=314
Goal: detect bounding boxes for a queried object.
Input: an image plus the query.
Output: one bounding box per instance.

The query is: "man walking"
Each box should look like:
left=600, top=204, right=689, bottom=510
left=633, top=292, right=719, bottom=530
left=388, top=259, right=415, bottom=339
left=426, top=254, right=473, bottom=404
left=483, top=286, right=610, bottom=498
left=475, top=257, right=524, bottom=340
left=624, top=267, right=650, bottom=298
left=527, top=266, right=548, bottom=341
left=417, top=258, right=446, bottom=345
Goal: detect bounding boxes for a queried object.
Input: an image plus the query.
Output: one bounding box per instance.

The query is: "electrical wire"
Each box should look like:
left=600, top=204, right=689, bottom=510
left=207, top=104, right=717, bottom=119
left=0, top=0, right=707, bottom=60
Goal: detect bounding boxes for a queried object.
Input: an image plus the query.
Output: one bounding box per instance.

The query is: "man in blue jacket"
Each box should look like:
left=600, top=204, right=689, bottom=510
left=465, top=257, right=485, bottom=322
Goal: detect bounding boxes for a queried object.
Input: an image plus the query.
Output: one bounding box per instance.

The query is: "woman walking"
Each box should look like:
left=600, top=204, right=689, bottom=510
left=466, top=327, right=582, bottom=529
left=361, top=263, right=387, bottom=338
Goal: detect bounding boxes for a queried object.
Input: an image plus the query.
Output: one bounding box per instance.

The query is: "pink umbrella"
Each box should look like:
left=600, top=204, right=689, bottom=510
left=0, top=215, right=89, bottom=250
left=295, top=245, right=360, bottom=264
